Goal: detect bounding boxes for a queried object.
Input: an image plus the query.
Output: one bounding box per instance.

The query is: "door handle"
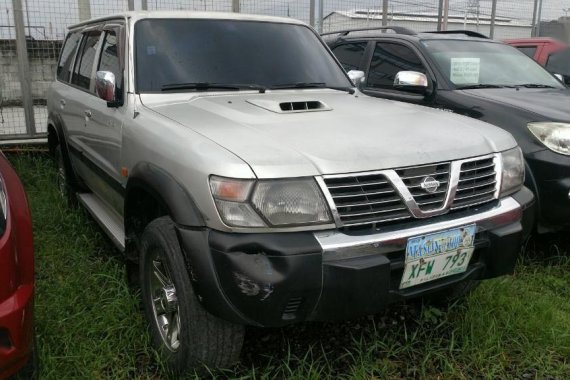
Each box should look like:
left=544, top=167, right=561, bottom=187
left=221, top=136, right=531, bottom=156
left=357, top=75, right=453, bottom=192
left=84, top=110, right=92, bottom=118
left=59, top=99, right=66, bottom=107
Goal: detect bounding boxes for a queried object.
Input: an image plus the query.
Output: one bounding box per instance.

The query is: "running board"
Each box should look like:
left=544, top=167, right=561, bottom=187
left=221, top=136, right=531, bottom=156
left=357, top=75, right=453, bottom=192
left=77, top=193, right=125, bottom=252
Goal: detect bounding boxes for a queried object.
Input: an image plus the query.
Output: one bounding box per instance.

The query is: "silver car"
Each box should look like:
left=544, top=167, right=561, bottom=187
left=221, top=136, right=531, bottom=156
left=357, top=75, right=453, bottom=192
left=47, top=11, right=534, bottom=375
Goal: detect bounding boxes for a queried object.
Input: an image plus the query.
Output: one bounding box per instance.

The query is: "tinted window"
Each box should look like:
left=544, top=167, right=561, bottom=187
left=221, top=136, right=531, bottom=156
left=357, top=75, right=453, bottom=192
left=134, top=19, right=351, bottom=92
left=546, top=48, right=570, bottom=85
left=367, top=42, right=426, bottom=89
left=98, top=30, right=123, bottom=96
left=517, top=46, right=537, bottom=58
left=57, top=32, right=82, bottom=82
left=332, top=42, right=367, bottom=71
left=72, top=32, right=102, bottom=90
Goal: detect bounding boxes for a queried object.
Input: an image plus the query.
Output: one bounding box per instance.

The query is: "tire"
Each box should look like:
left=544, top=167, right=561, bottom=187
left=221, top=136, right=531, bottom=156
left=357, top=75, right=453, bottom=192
left=139, top=216, right=244, bottom=376
left=10, top=335, right=39, bottom=380
left=424, top=280, right=481, bottom=306
left=54, top=144, right=78, bottom=206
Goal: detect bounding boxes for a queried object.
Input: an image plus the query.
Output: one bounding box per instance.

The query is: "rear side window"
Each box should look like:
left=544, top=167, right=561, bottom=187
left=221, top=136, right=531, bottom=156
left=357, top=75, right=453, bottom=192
left=546, top=48, right=570, bottom=85
left=332, top=42, right=367, bottom=72
left=72, top=32, right=102, bottom=90
left=57, top=32, right=82, bottom=82
left=367, top=42, right=426, bottom=90
left=98, top=30, right=123, bottom=96
left=516, top=46, right=537, bottom=58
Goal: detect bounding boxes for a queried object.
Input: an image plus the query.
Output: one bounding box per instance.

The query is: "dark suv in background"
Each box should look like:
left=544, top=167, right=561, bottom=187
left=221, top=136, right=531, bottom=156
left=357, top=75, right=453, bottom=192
left=325, top=28, right=570, bottom=232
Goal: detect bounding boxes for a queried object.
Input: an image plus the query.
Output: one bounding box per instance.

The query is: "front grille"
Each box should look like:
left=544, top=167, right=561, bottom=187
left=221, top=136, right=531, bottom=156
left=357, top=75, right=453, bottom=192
left=322, top=155, right=498, bottom=229
left=396, top=163, right=450, bottom=212
left=452, top=157, right=497, bottom=210
left=324, top=173, right=411, bottom=227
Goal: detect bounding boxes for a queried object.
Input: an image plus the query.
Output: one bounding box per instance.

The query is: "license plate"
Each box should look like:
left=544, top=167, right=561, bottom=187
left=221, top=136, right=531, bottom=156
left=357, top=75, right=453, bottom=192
left=399, top=224, right=476, bottom=289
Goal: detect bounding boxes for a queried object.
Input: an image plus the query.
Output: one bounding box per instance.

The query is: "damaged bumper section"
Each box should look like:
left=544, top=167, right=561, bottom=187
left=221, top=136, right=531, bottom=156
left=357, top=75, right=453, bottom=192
left=176, top=187, right=534, bottom=327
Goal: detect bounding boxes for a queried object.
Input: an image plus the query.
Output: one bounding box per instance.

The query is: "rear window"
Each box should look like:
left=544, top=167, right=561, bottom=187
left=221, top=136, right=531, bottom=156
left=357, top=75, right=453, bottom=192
left=516, top=46, right=537, bottom=58
left=57, top=32, right=82, bottom=82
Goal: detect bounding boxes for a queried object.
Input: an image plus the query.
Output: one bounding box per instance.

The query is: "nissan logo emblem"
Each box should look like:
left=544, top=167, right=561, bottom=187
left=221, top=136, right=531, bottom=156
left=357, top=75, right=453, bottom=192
left=420, top=176, right=440, bottom=193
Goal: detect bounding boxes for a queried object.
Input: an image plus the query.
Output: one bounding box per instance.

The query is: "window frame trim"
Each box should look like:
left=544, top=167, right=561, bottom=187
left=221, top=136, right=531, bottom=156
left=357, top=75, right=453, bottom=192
left=363, top=39, right=434, bottom=95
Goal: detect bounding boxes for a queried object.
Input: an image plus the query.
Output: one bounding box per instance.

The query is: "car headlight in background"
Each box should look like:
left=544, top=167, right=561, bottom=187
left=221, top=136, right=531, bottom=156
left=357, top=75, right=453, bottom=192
left=210, top=176, right=332, bottom=227
left=528, top=122, right=570, bottom=156
left=500, top=147, right=525, bottom=197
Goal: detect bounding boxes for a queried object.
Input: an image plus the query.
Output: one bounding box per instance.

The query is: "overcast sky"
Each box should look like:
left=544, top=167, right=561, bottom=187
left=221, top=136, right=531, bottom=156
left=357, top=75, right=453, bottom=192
left=1, top=0, right=568, bottom=39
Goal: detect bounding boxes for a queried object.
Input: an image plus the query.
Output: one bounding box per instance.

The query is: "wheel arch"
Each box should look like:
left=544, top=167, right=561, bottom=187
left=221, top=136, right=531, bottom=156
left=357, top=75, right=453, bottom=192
left=124, top=163, right=205, bottom=251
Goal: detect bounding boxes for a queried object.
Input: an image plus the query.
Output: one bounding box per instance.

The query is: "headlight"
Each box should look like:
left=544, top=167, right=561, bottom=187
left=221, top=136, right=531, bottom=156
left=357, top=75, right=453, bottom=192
left=528, top=122, right=570, bottom=155
left=210, top=176, right=332, bottom=227
left=500, top=147, right=525, bottom=197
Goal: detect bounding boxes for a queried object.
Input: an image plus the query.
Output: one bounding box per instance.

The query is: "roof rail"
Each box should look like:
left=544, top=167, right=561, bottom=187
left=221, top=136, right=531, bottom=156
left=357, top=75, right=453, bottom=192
left=321, top=26, right=417, bottom=37
left=423, top=30, right=489, bottom=39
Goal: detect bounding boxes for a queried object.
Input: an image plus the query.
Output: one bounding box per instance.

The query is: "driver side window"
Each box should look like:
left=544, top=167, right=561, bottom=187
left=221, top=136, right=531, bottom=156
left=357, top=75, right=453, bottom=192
left=367, top=42, right=426, bottom=90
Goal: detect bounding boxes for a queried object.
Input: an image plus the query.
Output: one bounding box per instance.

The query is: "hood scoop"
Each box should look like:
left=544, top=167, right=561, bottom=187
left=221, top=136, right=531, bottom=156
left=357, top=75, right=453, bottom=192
left=247, top=99, right=332, bottom=114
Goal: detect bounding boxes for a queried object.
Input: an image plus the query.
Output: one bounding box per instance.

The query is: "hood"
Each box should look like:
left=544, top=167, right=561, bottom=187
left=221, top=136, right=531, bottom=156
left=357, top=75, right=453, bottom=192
left=140, top=90, right=517, bottom=178
left=461, top=88, right=570, bottom=122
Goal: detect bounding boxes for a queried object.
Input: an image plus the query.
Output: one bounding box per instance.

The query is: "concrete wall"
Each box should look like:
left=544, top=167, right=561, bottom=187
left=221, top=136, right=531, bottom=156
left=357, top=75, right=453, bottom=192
left=0, top=39, right=62, bottom=106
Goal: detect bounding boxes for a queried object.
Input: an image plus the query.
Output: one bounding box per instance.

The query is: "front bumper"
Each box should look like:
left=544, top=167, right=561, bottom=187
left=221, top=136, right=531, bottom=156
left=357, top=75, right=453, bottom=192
left=0, top=285, right=34, bottom=378
left=177, top=188, right=534, bottom=327
left=526, top=149, right=570, bottom=231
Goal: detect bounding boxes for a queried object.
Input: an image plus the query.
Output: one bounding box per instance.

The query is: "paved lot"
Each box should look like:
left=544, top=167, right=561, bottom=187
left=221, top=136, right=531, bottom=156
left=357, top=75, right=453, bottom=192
left=0, top=106, right=47, bottom=137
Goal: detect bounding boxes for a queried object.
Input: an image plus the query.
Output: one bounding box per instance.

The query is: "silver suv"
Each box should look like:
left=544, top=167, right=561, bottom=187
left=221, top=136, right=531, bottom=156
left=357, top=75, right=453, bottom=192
left=47, top=11, right=534, bottom=375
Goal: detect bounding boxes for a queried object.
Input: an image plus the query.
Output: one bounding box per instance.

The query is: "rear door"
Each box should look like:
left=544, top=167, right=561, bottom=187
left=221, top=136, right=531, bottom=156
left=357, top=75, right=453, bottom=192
left=65, top=28, right=104, bottom=190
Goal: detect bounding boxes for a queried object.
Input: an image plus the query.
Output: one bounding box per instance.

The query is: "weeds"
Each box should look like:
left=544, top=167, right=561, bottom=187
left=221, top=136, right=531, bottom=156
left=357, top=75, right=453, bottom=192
left=9, top=153, right=570, bottom=379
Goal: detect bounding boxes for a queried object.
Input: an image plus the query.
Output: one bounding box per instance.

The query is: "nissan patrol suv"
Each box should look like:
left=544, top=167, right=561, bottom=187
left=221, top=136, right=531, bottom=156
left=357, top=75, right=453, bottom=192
left=48, top=12, right=534, bottom=375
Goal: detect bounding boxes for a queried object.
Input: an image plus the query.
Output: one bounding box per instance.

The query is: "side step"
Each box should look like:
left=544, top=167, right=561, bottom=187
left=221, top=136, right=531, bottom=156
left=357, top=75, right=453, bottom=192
left=77, top=193, right=125, bottom=252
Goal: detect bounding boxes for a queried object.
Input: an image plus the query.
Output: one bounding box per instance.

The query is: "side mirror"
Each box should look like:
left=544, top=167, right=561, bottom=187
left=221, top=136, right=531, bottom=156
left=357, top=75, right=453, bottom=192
left=347, top=70, right=365, bottom=89
left=394, top=71, right=429, bottom=94
left=554, top=73, right=564, bottom=82
left=95, top=71, right=117, bottom=104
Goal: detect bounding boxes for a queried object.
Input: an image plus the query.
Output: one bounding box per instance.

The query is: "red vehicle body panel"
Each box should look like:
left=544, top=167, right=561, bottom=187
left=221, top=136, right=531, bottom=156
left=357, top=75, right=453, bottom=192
left=0, top=153, right=34, bottom=379
left=504, top=37, right=567, bottom=64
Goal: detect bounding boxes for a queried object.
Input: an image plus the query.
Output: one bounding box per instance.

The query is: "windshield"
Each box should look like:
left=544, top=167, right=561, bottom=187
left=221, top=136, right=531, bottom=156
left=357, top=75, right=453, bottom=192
left=421, top=40, right=564, bottom=89
left=134, top=19, right=352, bottom=92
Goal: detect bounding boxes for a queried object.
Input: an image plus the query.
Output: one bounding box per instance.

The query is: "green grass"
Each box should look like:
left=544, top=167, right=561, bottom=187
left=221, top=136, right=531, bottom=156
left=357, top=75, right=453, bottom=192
left=9, top=152, right=570, bottom=379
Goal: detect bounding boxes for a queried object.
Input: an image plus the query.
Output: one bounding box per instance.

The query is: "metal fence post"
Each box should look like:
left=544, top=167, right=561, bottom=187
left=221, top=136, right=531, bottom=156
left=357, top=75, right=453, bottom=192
left=309, top=0, right=315, bottom=27
left=489, top=0, right=497, bottom=38
left=78, top=0, right=91, bottom=21
left=11, top=0, right=35, bottom=136
left=536, top=0, right=542, bottom=37
left=142, top=0, right=148, bottom=10
left=437, top=0, right=443, bottom=31
left=317, top=0, right=324, bottom=33
left=128, top=0, right=134, bottom=11
left=442, top=0, right=449, bottom=31
left=232, top=0, right=240, bottom=13
left=382, top=0, right=388, bottom=26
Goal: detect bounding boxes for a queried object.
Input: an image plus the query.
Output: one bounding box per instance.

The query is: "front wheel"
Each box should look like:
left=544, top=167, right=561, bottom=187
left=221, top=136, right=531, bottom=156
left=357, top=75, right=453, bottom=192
left=139, top=217, right=244, bottom=376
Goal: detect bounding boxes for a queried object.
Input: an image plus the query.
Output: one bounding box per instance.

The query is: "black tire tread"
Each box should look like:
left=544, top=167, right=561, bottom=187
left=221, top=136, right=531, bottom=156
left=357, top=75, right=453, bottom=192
left=140, top=216, right=244, bottom=375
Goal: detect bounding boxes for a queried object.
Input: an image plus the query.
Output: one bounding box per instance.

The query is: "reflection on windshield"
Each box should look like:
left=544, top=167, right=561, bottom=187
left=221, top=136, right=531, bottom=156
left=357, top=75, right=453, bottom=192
left=421, top=40, right=564, bottom=89
left=135, top=19, right=351, bottom=93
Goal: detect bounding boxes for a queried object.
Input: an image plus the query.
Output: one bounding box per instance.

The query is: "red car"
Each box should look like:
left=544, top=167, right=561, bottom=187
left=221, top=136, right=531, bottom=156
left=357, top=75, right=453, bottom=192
left=505, top=37, right=570, bottom=85
left=0, top=152, right=36, bottom=379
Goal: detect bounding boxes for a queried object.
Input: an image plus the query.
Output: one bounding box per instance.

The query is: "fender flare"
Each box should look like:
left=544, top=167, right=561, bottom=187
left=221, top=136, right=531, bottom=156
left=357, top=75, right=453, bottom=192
left=125, top=162, right=205, bottom=227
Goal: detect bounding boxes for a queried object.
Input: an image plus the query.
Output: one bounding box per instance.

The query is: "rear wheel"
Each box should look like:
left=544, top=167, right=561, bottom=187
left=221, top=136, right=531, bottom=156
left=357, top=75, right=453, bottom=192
left=139, top=217, right=244, bottom=376
left=54, top=145, right=78, bottom=206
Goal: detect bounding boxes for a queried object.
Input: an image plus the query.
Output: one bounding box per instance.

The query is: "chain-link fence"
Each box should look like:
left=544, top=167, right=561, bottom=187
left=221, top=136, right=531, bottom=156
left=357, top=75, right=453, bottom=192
left=1, top=0, right=568, bottom=140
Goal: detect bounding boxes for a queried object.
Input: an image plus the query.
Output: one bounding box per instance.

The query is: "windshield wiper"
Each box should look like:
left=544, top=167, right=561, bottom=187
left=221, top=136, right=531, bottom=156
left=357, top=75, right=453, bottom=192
left=515, top=84, right=557, bottom=88
left=161, top=82, right=266, bottom=93
left=270, top=82, right=355, bottom=94
left=457, top=84, right=507, bottom=90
